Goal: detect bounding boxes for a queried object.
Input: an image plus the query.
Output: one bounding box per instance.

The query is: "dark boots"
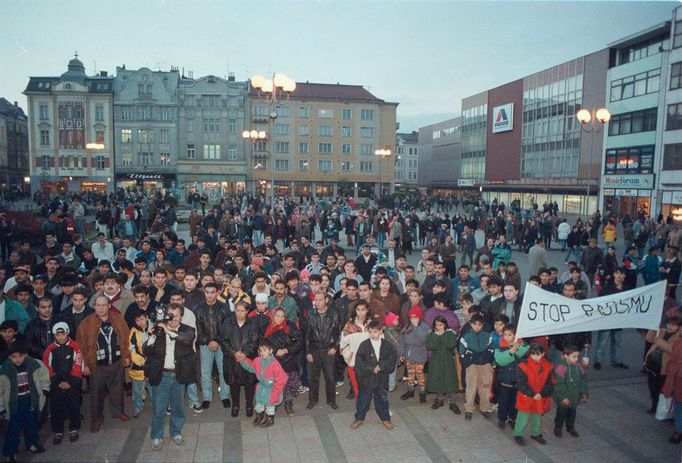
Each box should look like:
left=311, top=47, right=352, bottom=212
left=400, top=390, right=415, bottom=400
left=260, top=415, right=274, bottom=428
left=253, top=412, right=264, bottom=426
left=419, top=391, right=427, bottom=403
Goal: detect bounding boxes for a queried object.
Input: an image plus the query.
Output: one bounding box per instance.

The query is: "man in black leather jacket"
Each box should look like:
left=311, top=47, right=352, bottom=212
left=193, top=283, right=231, bottom=409
left=24, top=296, right=55, bottom=360
left=305, top=291, right=341, bottom=410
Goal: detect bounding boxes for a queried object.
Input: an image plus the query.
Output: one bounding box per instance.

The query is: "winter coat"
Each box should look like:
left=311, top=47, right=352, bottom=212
left=557, top=222, right=571, bottom=240
left=425, top=330, right=458, bottom=394
left=491, top=243, right=512, bottom=269
left=662, top=336, right=682, bottom=402
left=76, top=312, right=131, bottom=375
left=399, top=321, right=430, bottom=364
left=194, top=301, right=230, bottom=346
left=354, top=338, right=397, bottom=392
left=340, top=320, right=369, bottom=368
left=144, top=324, right=196, bottom=386
left=306, top=308, right=341, bottom=352
left=459, top=328, right=493, bottom=367
left=42, top=339, right=85, bottom=387
left=24, top=317, right=54, bottom=360
left=219, top=317, right=258, bottom=385
left=0, top=356, right=50, bottom=420
left=128, top=327, right=147, bottom=381
left=240, top=355, right=288, bottom=406
left=424, top=307, right=460, bottom=334
left=263, top=321, right=303, bottom=373
left=494, top=340, right=529, bottom=385
left=515, top=357, right=554, bottom=414
left=0, top=299, right=30, bottom=333
left=553, top=358, right=588, bottom=406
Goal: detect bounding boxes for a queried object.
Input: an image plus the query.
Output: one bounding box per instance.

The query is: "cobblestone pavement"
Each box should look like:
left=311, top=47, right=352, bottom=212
left=21, top=219, right=682, bottom=462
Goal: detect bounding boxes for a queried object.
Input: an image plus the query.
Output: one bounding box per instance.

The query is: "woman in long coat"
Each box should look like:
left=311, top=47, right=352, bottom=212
left=425, top=315, right=459, bottom=412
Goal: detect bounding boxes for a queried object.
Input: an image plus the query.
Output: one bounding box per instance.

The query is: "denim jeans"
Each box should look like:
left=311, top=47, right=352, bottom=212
left=132, top=379, right=152, bottom=411
left=199, top=345, right=230, bottom=402
left=675, top=400, right=682, bottom=432
left=3, top=397, right=39, bottom=457
left=151, top=372, right=185, bottom=440
left=564, top=246, right=582, bottom=263
left=186, top=383, right=199, bottom=407
left=497, top=383, right=517, bottom=422
left=355, top=385, right=390, bottom=422
left=595, top=329, right=622, bottom=364
left=388, top=371, right=396, bottom=392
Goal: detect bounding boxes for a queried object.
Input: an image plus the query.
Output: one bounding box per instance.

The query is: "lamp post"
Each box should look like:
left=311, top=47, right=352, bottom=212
left=576, top=108, right=610, bottom=219
left=242, top=129, right=267, bottom=195
left=249, top=73, right=296, bottom=203
left=374, top=147, right=392, bottom=198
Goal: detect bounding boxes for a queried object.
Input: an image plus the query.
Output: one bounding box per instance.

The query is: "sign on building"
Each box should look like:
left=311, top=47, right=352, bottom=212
left=601, top=174, right=654, bottom=189
left=492, top=103, right=514, bottom=133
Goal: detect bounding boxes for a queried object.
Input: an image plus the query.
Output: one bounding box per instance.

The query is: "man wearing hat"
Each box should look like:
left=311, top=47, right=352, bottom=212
left=53, top=273, right=78, bottom=313
left=3, top=265, right=31, bottom=296
left=42, top=322, right=84, bottom=445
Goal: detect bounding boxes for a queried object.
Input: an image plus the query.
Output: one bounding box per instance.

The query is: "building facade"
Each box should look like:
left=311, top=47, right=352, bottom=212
left=24, top=55, right=114, bottom=194
left=417, top=118, right=462, bottom=192
left=395, top=131, right=419, bottom=188
left=247, top=82, right=398, bottom=199
left=177, top=74, right=249, bottom=200
left=458, top=50, right=609, bottom=215
left=113, top=66, right=179, bottom=194
left=0, top=98, right=29, bottom=193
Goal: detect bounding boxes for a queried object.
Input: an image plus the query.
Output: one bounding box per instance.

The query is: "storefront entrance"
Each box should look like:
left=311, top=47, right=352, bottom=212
left=603, top=192, right=651, bottom=218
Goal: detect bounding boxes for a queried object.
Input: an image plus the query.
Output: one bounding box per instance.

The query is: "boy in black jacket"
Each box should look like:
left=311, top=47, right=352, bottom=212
left=351, top=320, right=397, bottom=431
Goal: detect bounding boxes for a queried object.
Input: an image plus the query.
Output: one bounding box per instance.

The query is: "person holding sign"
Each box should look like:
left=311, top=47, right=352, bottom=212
left=513, top=343, right=553, bottom=446
left=594, top=268, right=630, bottom=371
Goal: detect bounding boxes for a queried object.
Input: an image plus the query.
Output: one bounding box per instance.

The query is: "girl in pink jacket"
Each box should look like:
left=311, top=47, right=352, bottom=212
left=240, top=339, right=288, bottom=428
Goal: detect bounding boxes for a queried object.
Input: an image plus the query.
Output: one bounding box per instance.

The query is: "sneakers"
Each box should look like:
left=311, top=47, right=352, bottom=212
left=173, top=435, right=185, bottom=446
left=191, top=403, right=204, bottom=413
left=53, top=433, right=64, bottom=445
left=132, top=408, right=141, bottom=418
left=27, top=444, right=45, bottom=454
left=69, top=431, right=79, bottom=443
left=298, top=385, right=309, bottom=394
left=151, top=438, right=163, bottom=451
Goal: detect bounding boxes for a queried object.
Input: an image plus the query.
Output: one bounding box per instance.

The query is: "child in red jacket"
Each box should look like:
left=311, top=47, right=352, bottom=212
left=513, top=343, right=554, bottom=446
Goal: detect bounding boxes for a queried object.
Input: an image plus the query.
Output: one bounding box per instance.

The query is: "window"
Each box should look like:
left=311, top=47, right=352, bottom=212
left=40, top=130, right=50, bottom=146
left=342, top=126, right=352, bottom=137
left=137, top=129, right=153, bottom=143
left=228, top=119, right=237, bottom=133
left=94, top=105, right=104, bottom=121
left=668, top=103, right=682, bottom=131
left=299, top=160, right=310, bottom=171
left=187, top=144, right=196, bottom=159
left=299, top=106, right=309, bottom=118
left=121, top=150, right=132, bottom=166
left=319, top=125, right=333, bottom=136
left=186, top=119, right=196, bottom=132
left=360, top=161, right=374, bottom=172
left=299, top=125, right=309, bottom=136
left=341, top=160, right=351, bottom=172
left=275, top=142, right=289, bottom=153
left=160, top=108, right=171, bottom=121
left=160, top=153, right=170, bottom=166
left=409, top=159, right=418, bottom=168
left=203, top=95, right=220, bottom=108
left=318, top=160, right=332, bottom=172
left=360, top=127, right=374, bottom=138
left=204, top=144, right=220, bottom=159
left=139, top=106, right=151, bottom=120
left=203, top=118, right=220, bottom=132
left=361, top=109, right=374, bottom=120
left=121, top=106, right=131, bottom=120
left=95, top=130, right=104, bottom=144
left=318, top=109, right=333, bottom=119
left=608, top=108, right=657, bottom=136
left=299, top=142, right=309, bottom=154
left=137, top=153, right=152, bottom=166
left=610, top=69, right=660, bottom=101
left=342, top=143, right=352, bottom=154
left=228, top=143, right=237, bottom=160
left=254, top=141, right=267, bottom=152
left=257, top=159, right=268, bottom=170
left=396, top=170, right=403, bottom=180
left=253, top=106, right=268, bottom=117
left=185, top=95, right=195, bottom=107
left=275, top=124, right=289, bottom=136
left=342, top=108, right=352, bottom=120
left=604, top=146, right=654, bottom=174
left=41, top=155, right=50, bottom=170
left=39, top=105, right=49, bottom=120
left=96, top=156, right=105, bottom=170
left=318, top=143, right=333, bottom=154
left=360, top=144, right=374, bottom=155
left=672, top=62, right=682, bottom=90
left=675, top=20, right=682, bottom=48
left=275, top=159, right=289, bottom=171
left=160, top=129, right=169, bottom=144
left=275, top=106, right=290, bottom=118
left=408, top=171, right=418, bottom=180
left=664, top=143, right=682, bottom=169
left=121, top=129, right=132, bottom=143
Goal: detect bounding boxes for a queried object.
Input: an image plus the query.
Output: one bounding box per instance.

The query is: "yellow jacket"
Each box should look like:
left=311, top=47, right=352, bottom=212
left=129, top=327, right=147, bottom=381
left=603, top=224, right=617, bottom=243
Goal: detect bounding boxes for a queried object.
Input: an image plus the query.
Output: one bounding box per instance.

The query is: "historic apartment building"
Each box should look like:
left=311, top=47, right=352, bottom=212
left=113, top=66, right=180, bottom=193
left=248, top=82, right=398, bottom=198
left=395, top=131, right=419, bottom=188
left=0, top=98, right=29, bottom=192
left=24, top=55, right=114, bottom=194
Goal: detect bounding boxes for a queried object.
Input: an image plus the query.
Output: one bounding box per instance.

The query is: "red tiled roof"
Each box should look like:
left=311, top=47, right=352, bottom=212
left=251, top=82, right=384, bottom=103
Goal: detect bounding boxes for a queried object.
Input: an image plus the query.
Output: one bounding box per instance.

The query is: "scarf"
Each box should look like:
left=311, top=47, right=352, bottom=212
left=264, top=319, right=290, bottom=339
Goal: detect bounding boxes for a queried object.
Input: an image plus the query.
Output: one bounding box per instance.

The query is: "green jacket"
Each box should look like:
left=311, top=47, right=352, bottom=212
left=0, top=356, right=50, bottom=420
left=425, top=330, right=458, bottom=394
left=3, top=299, right=30, bottom=333
left=552, top=358, right=588, bottom=406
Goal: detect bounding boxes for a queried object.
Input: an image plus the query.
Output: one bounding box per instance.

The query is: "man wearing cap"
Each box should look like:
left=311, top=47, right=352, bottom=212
left=77, top=295, right=131, bottom=432
left=53, top=273, right=78, bottom=313
left=3, top=265, right=31, bottom=295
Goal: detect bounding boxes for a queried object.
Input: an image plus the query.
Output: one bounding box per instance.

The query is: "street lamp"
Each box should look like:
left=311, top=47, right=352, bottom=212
left=375, top=147, right=392, bottom=198
left=576, top=107, right=610, bottom=218
left=250, top=73, right=296, bottom=203
left=242, top=129, right=268, bottom=195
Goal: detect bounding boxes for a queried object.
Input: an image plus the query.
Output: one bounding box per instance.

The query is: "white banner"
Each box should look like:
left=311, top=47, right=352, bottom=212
left=516, top=280, right=666, bottom=339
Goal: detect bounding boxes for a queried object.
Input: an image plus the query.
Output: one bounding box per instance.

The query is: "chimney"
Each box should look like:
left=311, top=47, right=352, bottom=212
left=100, top=71, right=108, bottom=77
left=13, top=101, right=18, bottom=107
left=228, top=72, right=235, bottom=82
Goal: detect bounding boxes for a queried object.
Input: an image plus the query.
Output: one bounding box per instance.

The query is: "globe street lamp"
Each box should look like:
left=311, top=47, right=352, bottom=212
left=374, top=147, right=392, bottom=198
left=250, top=73, right=296, bottom=203
left=576, top=107, right=610, bottom=218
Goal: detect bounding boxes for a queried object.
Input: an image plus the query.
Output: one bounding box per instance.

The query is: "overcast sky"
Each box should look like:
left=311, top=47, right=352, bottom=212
left=0, top=1, right=677, bottom=131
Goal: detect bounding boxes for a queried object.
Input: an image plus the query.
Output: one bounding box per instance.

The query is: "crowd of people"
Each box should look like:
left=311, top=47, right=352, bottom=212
left=0, top=188, right=679, bottom=461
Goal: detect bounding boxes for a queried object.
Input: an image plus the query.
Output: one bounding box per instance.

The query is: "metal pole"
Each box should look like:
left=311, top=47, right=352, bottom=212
left=587, top=126, right=593, bottom=218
